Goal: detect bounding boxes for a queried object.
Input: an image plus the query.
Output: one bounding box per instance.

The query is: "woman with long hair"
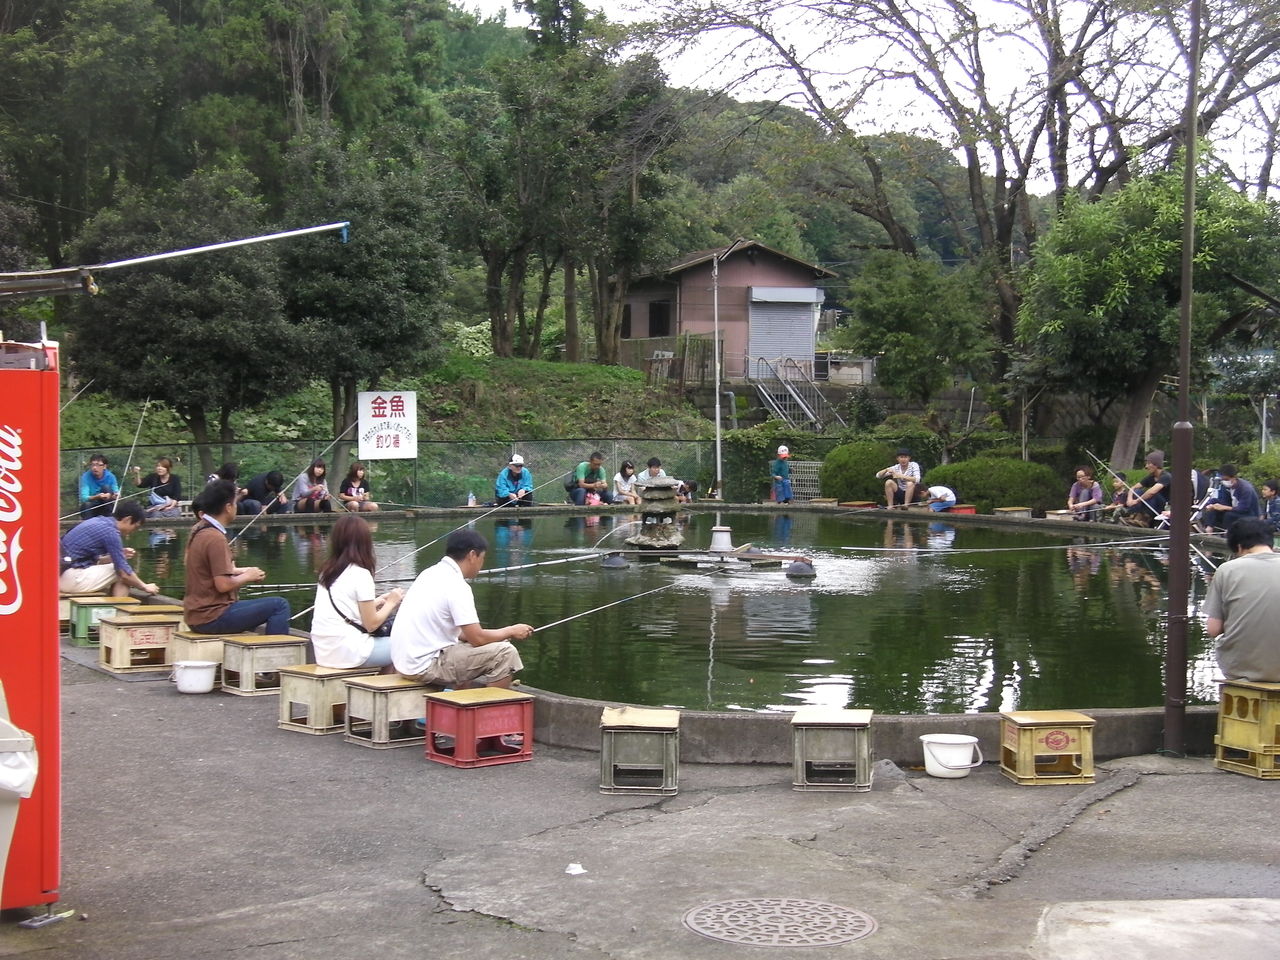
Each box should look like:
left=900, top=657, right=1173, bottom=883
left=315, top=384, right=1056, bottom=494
left=294, top=458, right=332, bottom=513
left=339, top=462, right=379, bottom=512
left=311, top=514, right=403, bottom=669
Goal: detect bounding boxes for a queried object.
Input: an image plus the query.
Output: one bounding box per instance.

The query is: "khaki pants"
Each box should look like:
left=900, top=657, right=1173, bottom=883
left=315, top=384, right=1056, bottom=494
left=59, top=564, right=119, bottom=594
left=411, top=641, right=523, bottom=687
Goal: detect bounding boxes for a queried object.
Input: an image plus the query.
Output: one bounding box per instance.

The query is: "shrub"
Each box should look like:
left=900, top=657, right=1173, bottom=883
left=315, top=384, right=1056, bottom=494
left=819, top=441, right=901, bottom=502
left=925, top=457, right=1061, bottom=515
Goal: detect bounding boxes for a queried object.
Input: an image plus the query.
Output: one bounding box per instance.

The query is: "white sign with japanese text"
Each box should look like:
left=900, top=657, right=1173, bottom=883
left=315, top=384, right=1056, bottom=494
left=357, top=391, right=417, bottom=460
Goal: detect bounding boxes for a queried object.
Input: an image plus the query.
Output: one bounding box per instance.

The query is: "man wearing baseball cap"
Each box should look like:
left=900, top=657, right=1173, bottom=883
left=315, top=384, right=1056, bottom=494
left=495, top=453, right=534, bottom=506
left=772, top=445, right=793, bottom=504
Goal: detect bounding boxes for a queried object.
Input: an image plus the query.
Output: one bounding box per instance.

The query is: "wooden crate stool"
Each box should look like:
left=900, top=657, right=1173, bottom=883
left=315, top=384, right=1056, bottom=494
left=425, top=688, right=534, bottom=768
left=344, top=675, right=433, bottom=748
left=1000, top=710, right=1095, bottom=785
left=791, top=707, right=874, bottom=791
left=1214, top=680, right=1280, bottom=779
left=97, top=613, right=182, bottom=673
left=994, top=506, right=1033, bottom=519
left=600, top=706, right=679, bottom=795
left=220, top=635, right=310, bottom=696
left=68, top=595, right=140, bottom=645
left=278, top=664, right=379, bottom=735
left=170, top=630, right=237, bottom=685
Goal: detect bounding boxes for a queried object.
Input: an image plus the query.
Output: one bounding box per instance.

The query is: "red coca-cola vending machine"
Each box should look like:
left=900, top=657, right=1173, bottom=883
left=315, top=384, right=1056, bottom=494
left=0, top=337, right=60, bottom=910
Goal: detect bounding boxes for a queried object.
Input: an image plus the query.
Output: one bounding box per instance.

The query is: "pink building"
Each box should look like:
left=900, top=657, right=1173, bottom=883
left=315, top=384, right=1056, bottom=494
left=623, top=240, right=836, bottom=379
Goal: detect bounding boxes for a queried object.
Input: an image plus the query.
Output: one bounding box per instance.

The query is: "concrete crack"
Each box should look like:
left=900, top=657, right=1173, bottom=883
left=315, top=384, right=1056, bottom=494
left=957, top=766, right=1141, bottom=899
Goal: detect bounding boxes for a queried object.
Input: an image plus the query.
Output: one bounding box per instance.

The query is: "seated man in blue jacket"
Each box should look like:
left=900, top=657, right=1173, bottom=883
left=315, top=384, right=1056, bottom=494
left=495, top=454, right=534, bottom=506
left=1202, top=464, right=1260, bottom=534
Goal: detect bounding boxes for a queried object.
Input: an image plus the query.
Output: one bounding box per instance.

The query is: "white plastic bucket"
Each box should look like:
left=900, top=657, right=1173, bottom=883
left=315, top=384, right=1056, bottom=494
left=172, top=660, right=217, bottom=694
left=919, top=733, right=983, bottom=778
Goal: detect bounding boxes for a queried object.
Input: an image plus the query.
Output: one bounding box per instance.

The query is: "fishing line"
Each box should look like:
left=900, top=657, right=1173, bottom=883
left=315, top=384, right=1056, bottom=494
left=1085, top=448, right=1162, bottom=519
left=59, top=486, right=153, bottom=522
left=228, top=421, right=358, bottom=543
left=840, top=534, right=1172, bottom=555
left=532, top=582, right=678, bottom=633
left=112, top=397, right=151, bottom=516
left=287, top=473, right=572, bottom=621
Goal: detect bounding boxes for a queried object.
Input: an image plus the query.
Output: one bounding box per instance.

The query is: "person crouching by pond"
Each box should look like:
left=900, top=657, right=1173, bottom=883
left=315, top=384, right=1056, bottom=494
left=134, top=457, right=183, bottom=519
left=294, top=459, right=333, bottom=513
left=1067, top=466, right=1103, bottom=521
left=496, top=454, right=534, bottom=506
left=391, top=529, right=532, bottom=692
left=183, top=480, right=291, bottom=636
left=339, top=461, right=379, bottom=512
left=311, top=514, right=403, bottom=670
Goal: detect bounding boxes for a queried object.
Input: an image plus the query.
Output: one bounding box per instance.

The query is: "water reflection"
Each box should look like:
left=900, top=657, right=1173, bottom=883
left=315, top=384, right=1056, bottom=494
left=135, top=513, right=1223, bottom=715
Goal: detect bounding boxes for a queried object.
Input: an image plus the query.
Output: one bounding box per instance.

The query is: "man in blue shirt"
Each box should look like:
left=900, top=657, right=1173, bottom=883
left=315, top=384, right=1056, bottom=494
left=59, top=500, right=160, bottom=597
left=495, top=454, right=534, bottom=506
left=1203, top=463, right=1261, bottom=534
left=78, top=453, right=120, bottom=518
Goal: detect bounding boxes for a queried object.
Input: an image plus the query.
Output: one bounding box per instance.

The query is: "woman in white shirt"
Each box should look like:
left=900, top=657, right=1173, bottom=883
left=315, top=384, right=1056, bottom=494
left=613, top=461, right=641, bottom=505
left=311, top=514, right=404, bottom=668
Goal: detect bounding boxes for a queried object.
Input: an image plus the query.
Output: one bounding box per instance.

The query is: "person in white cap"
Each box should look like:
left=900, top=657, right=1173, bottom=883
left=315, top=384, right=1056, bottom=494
left=772, top=445, right=793, bottom=504
left=495, top=454, right=534, bottom=506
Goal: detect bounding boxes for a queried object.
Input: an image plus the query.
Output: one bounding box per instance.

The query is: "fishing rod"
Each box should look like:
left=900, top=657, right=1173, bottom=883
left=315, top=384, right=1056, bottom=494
left=228, top=421, right=358, bottom=544
left=840, top=534, right=1172, bottom=555
left=59, top=377, right=96, bottom=412
left=112, top=397, right=151, bottom=516
left=1084, top=448, right=1161, bottom=519
left=59, top=485, right=154, bottom=522
left=532, top=582, right=678, bottom=634
left=288, top=473, right=574, bottom=621
left=371, top=473, right=571, bottom=576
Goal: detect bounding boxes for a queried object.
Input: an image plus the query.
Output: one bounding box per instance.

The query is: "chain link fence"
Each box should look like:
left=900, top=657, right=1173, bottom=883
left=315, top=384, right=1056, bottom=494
left=62, top=439, right=718, bottom=516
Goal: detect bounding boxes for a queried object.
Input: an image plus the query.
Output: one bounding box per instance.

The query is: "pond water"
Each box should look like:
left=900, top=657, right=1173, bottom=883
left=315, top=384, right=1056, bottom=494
left=135, top=511, right=1222, bottom=714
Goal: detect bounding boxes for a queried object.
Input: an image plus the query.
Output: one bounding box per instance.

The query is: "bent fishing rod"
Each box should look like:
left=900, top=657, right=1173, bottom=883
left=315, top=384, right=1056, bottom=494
left=1084, top=449, right=1162, bottom=519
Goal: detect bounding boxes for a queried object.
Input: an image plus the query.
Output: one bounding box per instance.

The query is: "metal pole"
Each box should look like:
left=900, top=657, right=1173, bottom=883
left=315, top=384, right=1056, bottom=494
left=712, top=254, right=723, bottom=498
left=1165, top=0, right=1202, bottom=758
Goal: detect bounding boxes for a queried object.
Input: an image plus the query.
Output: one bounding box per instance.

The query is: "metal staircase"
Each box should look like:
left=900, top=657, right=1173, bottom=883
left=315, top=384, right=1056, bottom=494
left=747, top=357, right=848, bottom=432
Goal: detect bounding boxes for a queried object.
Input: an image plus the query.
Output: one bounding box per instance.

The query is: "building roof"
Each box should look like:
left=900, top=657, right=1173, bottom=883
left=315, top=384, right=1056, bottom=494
left=635, top=239, right=837, bottom=282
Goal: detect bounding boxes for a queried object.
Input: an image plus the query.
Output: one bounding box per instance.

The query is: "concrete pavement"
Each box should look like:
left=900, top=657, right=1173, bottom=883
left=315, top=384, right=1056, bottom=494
left=1, top=656, right=1278, bottom=959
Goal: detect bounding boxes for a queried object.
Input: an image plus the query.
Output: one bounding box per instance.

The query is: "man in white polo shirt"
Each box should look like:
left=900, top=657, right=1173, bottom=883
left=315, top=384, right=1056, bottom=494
left=391, top=529, right=533, bottom=688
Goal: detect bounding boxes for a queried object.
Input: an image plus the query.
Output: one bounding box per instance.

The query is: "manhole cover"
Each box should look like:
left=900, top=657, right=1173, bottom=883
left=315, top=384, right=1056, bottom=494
left=682, top=897, right=878, bottom=947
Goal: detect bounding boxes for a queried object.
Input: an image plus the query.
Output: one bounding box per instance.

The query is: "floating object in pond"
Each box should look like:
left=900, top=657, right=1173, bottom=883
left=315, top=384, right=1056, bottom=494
left=786, top=560, right=817, bottom=578
left=601, top=552, right=630, bottom=569
left=708, top=525, right=735, bottom=553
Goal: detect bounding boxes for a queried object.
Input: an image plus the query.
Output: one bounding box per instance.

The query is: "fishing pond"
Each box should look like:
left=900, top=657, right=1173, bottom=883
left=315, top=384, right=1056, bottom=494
left=137, top=511, right=1222, bottom=714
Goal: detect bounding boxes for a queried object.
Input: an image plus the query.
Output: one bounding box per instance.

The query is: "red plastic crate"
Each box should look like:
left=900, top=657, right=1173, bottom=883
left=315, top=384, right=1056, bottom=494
left=425, top=688, right=533, bottom=767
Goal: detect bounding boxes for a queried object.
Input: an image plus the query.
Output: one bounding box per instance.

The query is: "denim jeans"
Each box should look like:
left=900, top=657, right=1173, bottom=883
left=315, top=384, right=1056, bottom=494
left=191, top=597, right=292, bottom=636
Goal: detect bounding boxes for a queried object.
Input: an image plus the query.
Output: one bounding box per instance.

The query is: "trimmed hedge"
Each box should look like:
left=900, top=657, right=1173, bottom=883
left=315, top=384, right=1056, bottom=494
left=819, top=441, right=905, bottom=502
left=924, top=457, right=1061, bottom=515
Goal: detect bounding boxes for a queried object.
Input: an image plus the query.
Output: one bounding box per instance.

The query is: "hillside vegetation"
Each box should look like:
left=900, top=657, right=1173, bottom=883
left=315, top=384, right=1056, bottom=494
left=61, top=358, right=714, bottom=449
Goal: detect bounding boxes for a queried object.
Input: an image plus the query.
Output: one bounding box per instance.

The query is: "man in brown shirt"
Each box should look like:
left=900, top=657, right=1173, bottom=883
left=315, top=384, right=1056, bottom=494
left=183, top=481, right=291, bottom=634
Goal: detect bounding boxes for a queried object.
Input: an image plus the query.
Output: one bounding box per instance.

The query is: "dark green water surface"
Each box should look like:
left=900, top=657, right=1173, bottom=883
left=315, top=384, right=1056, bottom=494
left=136, top=512, right=1221, bottom=714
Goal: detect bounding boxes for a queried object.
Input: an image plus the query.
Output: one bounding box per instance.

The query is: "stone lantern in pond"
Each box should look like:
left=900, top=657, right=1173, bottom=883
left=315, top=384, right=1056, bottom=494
left=625, top=477, right=684, bottom=549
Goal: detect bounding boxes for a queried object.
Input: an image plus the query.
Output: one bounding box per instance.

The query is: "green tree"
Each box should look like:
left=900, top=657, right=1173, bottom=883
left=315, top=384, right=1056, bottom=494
left=837, top=251, right=993, bottom=408
left=66, top=166, right=307, bottom=475
left=1018, top=169, right=1280, bottom=469
left=280, top=126, right=448, bottom=445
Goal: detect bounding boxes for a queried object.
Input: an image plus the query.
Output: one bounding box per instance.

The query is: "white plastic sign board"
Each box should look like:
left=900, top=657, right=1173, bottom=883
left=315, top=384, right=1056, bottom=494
left=357, top=391, right=417, bottom=460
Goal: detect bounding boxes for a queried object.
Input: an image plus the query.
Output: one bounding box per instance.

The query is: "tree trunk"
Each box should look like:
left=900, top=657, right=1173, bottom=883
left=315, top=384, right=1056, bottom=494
left=182, top=407, right=216, bottom=478
left=1108, top=367, right=1166, bottom=469
left=484, top=251, right=513, bottom=358
left=564, top=256, right=579, bottom=363
left=218, top=407, right=235, bottom=469
left=329, top=376, right=358, bottom=482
